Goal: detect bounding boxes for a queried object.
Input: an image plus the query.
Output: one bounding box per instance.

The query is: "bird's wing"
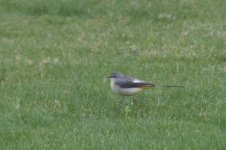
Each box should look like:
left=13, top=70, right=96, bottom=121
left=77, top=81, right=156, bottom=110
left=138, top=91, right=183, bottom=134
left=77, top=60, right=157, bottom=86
left=115, top=77, right=155, bottom=88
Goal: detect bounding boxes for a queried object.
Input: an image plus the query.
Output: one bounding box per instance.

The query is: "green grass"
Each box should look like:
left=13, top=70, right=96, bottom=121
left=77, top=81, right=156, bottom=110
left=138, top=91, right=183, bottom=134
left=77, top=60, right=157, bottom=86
left=0, top=0, right=226, bottom=149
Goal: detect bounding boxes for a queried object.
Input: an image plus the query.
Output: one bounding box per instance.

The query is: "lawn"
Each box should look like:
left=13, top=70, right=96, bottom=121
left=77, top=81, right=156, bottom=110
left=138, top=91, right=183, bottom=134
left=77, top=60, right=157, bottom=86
left=0, top=0, right=226, bottom=149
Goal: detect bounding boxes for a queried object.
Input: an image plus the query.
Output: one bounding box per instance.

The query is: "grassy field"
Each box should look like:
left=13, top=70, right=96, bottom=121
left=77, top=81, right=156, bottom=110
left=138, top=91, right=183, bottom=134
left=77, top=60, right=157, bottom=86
left=0, top=0, right=226, bottom=149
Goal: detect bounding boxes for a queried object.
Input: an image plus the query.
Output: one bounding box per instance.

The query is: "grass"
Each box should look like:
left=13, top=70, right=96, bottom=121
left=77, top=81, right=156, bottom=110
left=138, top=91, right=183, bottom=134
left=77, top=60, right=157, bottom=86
left=0, top=0, right=226, bottom=149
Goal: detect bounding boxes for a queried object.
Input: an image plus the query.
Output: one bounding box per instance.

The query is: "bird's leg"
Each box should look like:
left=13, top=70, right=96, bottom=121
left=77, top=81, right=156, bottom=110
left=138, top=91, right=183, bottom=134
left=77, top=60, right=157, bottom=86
left=117, top=95, right=124, bottom=107
left=113, top=96, right=124, bottom=114
left=119, top=96, right=125, bottom=106
left=132, top=96, right=138, bottom=105
left=132, top=96, right=136, bottom=105
left=138, top=97, right=143, bottom=105
left=132, top=95, right=142, bottom=105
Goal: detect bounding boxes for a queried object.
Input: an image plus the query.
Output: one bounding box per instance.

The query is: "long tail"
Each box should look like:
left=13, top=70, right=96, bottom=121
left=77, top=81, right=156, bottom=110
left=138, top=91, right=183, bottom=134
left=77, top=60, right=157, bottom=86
left=155, top=84, right=184, bottom=88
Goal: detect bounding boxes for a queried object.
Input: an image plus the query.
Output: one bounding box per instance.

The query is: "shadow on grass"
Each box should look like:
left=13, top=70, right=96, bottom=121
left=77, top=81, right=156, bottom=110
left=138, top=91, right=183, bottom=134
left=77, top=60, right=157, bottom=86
left=106, top=97, right=169, bottom=119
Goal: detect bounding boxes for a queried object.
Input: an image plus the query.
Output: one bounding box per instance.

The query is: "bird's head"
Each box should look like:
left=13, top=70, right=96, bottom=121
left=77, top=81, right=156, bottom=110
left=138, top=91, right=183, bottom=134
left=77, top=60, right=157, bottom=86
left=106, top=72, right=123, bottom=79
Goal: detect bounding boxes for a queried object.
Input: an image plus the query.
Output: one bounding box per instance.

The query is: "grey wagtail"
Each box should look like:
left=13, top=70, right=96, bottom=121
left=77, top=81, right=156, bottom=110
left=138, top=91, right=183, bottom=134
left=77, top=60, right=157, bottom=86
left=107, top=72, right=183, bottom=96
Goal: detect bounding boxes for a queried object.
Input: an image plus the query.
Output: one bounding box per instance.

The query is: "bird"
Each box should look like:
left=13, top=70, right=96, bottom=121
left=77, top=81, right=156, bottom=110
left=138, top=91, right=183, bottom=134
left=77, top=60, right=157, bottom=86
left=106, top=72, right=183, bottom=96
